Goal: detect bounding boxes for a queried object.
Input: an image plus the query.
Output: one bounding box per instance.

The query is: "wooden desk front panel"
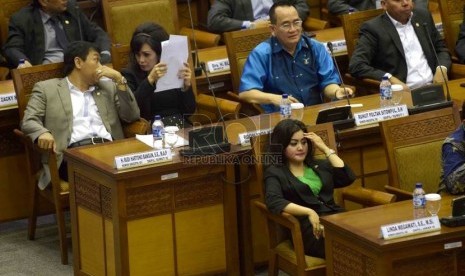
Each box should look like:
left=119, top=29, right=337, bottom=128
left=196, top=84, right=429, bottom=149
left=67, top=143, right=238, bottom=276
left=322, top=197, right=465, bottom=276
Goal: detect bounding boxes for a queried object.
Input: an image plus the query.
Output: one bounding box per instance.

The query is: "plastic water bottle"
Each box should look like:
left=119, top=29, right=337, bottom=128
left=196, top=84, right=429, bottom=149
left=413, top=182, right=426, bottom=219
left=280, top=94, right=291, bottom=119
left=152, top=115, right=164, bottom=149
left=379, top=76, right=392, bottom=107
left=348, top=7, right=355, bottom=14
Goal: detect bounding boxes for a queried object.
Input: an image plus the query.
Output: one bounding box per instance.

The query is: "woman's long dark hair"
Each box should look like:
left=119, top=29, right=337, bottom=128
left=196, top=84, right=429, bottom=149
left=268, top=119, right=315, bottom=167
left=128, top=22, right=169, bottom=77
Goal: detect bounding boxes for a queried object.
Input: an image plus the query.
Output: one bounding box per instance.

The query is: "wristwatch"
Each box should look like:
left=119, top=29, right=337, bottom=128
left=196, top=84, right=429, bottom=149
left=325, top=149, right=336, bottom=158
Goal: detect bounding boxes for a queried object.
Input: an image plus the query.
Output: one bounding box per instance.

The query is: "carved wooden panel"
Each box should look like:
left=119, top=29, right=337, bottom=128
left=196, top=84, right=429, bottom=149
left=101, top=185, right=112, bottom=219
left=458, top=250, right=465, bottom=275
left=393, top=253, right=455, bottom=275
left=389, top=114, right=457, bottom=143
left=126, top=182, right=173, bottom=219
left=75, top=172, right=102, bottom=214
left=174, top=174, right=224, bottom=210
left=234, top=33, right=271, bottom=53
left=331, top=240, right=375, bottom=276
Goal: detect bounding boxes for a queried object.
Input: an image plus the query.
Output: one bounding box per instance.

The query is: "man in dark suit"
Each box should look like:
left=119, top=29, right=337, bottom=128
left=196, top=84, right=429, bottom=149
left=455, top=5, right=465, bottom=63
left=348, top=0, right=450, bottom=91
left=21, top=41, right=140, bottom=189
left=207, top=0, right=309, bottom=33
left=3, top=0, right=111, bottom=68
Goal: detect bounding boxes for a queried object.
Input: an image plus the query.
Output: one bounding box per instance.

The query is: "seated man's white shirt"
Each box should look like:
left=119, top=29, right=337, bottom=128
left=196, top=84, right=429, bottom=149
left=67, top=77, right=112, bottom=145
left=387, top=12, right=433, bottom=89
left=252, top=0, right=273, bottom=20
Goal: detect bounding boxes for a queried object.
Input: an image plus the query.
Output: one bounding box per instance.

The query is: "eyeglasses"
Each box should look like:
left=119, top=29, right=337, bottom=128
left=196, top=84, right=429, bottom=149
left=276, top=20, right=303, bottom=31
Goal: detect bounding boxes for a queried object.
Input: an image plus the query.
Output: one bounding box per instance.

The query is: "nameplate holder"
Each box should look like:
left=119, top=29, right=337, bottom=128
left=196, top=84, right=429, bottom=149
left=114, top=149, right=172, bottom=170
left=380, top=216, right=441, bottom=240
left=207, top=58, right=230, bottom=73
left=0, top=92, right=17, bottom=107
left=354, top=105, right=409, bottom=126
left=238, top=128, right=273, bottom=146
left=324, top=39, right=347, bottom=54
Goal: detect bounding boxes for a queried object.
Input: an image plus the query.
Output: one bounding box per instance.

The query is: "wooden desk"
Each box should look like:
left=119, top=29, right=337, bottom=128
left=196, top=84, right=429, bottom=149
left=196, top=46, right=232, bottom=95
left=65, top=139, right=242, bottom=276
left=0, top=80, right=35, bottom=222
left=321, top=195, right=465, bottom=275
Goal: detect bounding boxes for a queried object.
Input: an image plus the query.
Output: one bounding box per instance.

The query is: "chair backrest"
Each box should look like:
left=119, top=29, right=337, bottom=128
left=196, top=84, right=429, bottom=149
left=438, top=0, right=465, bottom=59
left=380, top=106, right=461, bottom=194
left=11, top=63, right=64, bottom=121
left=341, top=9, right=384, bottom=57
left=101, top=0, right=178, bottom=45
left=0, top=0, right=31, bottom=46
left=224, top=27, right=271, bottom=93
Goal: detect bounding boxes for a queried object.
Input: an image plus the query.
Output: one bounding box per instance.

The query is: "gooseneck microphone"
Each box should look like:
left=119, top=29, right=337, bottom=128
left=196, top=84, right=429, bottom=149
left=327, top=41, right=353, bottom=117
left=200, top=61, right=230, bottom=144
left=186, top=0, right=203, bottom=76
left=422, top=22, right=451, bottom=101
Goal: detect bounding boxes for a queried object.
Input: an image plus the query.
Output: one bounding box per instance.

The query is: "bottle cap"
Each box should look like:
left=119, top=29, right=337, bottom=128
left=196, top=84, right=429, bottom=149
left=154, top=115, right=161, bottom=120
left=282, top=94, right=289, bottom=98
left=415, top=183, right=423, bottom=188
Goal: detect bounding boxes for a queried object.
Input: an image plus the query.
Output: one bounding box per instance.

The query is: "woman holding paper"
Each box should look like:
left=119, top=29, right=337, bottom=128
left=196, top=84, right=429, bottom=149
left=264, top=119, right=355, bottom=258
left=122, top=22, right=195, bottom=127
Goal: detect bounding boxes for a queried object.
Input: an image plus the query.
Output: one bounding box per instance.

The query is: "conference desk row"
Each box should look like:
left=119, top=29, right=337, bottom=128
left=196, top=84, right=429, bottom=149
left=62, top=80, right=465, bottom=275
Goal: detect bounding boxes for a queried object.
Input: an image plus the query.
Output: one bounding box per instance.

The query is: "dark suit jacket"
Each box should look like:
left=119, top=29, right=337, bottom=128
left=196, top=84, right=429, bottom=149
left=349, top=9, right=451, bottom=83
left=207, top=0, right=309, bottom=33
left=455, top=5, right=465, bottom=63
left=3, top=1, right=111, bottom=68
left=264, top=161, right=355, bottom=257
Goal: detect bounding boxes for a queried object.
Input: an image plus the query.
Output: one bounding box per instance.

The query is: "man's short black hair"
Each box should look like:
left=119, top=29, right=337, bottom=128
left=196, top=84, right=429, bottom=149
left=63, top=41, right=99, bottom=76
left=269, top=0, right=297, bottom=24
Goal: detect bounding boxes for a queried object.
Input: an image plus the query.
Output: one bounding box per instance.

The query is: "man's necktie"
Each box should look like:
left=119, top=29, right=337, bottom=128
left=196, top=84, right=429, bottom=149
left=49, top=17, right=69, bottom=49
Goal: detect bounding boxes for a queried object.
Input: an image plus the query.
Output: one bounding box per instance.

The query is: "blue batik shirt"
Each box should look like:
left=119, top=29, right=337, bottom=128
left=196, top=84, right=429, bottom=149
left=239, top=35, right=341, bottom=113
left=439, top=124, right=465, bottom=194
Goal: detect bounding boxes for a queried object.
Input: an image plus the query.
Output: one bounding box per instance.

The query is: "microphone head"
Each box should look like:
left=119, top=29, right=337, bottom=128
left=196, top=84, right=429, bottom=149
left=200, top=61, right=206, bottom=70
left=327, top=41, right=333, bottom=52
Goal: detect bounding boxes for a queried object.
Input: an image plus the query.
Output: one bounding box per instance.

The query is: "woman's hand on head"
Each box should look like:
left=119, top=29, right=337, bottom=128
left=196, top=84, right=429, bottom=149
left=303, top=132, right=329, bottom=152
left=147, top=62, right=167, bottom=85
left=179, top=62, right=192, bottom=89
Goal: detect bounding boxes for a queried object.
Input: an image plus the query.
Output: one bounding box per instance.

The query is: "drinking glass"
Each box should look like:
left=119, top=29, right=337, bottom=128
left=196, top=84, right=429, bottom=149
left=391, top=84, right=403, bottom=105
left=425, top=193, right=441, bottom=217
left=164, top=126, right=179, bottom=151
left=291, top=103, right=304, bottom=121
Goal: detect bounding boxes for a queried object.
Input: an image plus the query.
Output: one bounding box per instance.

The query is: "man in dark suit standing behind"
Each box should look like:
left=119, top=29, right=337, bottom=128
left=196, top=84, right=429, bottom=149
left=348, top=0, right=450, bottom=91
left=3, top=0, right=111, bottom=68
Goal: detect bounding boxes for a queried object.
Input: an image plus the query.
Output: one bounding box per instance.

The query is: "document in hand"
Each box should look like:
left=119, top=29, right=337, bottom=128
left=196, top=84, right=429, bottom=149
left=155, top=35, right=189, bottom=92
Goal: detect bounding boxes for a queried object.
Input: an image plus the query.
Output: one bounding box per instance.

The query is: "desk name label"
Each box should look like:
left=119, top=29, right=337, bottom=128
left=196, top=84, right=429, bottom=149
left=238, top=128, right=273, bottom=146
left=381, top=216, right=441, bottom=240
left=354, top=105, right=408, bottom=126
left=323, top=39, right=347, bottom=54
left=207, top=58, right=230, bottom=73
left=0, top=92, right=17, bottom=107
left=114, top=149, right=172, bottom=170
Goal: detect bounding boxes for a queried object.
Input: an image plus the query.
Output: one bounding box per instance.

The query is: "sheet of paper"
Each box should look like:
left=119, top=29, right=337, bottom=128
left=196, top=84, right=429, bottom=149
left=155, top=35, right=189, bottom=92
left=136, top=134, right=188, bottom=148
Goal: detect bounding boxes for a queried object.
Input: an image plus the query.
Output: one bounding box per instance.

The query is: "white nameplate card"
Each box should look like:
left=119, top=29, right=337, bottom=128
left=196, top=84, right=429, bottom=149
left=380, top=216, right=441, bottom=240
left=114, top=149, right=172, bottom=170
left=238, top=128, right=273, bottom=146
left=207, top=58, right=230, bottom=73
left=323, top=40, right=347, bottom=54
left=354, top=105, right=408, bottom=126
left=0, top=92, right=17, bottom=107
